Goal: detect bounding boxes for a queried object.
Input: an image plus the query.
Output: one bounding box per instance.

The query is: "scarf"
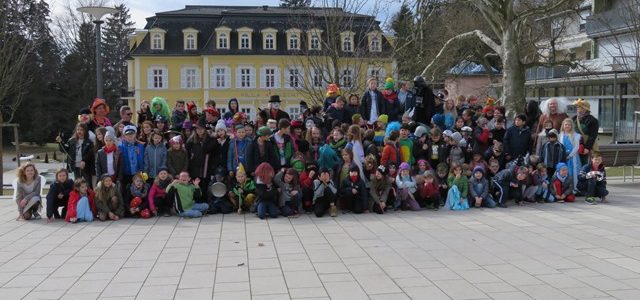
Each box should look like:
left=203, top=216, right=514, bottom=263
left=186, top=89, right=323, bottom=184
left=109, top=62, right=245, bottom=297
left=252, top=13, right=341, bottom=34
left=350, top=175, right=359, bottom=183
left=104, top=144, right=117, bottom=154
left=556, top=169, right=568, bottom=183
left=157, top=178, right=171, bottom=190
left=330, top=138, right=347, bottom=150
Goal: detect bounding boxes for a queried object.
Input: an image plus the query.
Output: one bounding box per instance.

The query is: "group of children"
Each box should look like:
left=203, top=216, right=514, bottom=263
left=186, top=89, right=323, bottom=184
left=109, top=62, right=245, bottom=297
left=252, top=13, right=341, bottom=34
left=14, top=83, right=610, bottom=222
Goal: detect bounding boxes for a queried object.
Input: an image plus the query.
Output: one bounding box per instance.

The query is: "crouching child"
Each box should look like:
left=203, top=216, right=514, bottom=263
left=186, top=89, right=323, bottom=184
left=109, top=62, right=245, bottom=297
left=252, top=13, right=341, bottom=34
left=551, top=163, right=575, bottom=203
left=468, top=166, right=496, bottom=208
left=578, top=153, right=608, bottom=204
left=167, top=171, right=208, bottom=218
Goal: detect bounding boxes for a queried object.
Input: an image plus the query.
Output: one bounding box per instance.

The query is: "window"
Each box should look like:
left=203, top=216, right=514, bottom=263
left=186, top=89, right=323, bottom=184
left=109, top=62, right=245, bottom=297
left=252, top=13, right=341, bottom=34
left=370, top=37, right=381, bottom=52
left=240, top=33, right=250, bottom=49
left=217, top=108, right=227, bottom=116
left=286, top=67, right=302, bottom=89
left=147, top=66, right=168, bottom=89
left=218, top=33, right=228, bottom=49
left=341, top=69, right=353, bottom=88
left=367, top=66, right=386, bottom=85
left=210, top=66, right=230, bottom=89
left=343, top=36, right=352, bottom=52
left=289, top=34, right=299, bottom=50
left=310, top=34, right=320, bottom=50
left=241, top=107, right=254, bottom=121
left=152, top=33, right=162, bottom=50
left=265, top=34, right=275, bottom=50
left=579, top=10, right=590, bottom=31
left=288, top=107, right=300, bottom=120
left=236, top=66, right=255, bottom=88
left=181, top=67, right=201, bottom=89
left=307, top=29, right=323, bottom=50
left=261, top=66, right=280, bottom=89
left=311, top=68, right=323, bottom=88
left=185, top=34, right=196, bottom=50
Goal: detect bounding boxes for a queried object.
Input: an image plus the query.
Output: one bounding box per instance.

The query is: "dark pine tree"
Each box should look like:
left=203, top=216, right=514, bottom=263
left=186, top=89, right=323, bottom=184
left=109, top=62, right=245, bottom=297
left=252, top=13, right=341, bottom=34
left=102, top=4, right=134, bottom=119
left=391, top=3, right=417, bottom=79
left=279, top=0, right=311, bottom=8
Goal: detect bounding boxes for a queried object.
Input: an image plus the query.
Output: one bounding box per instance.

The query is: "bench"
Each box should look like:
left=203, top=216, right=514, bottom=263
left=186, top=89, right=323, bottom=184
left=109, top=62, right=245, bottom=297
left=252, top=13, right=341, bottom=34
left=598, top=144, right=640, bottom=167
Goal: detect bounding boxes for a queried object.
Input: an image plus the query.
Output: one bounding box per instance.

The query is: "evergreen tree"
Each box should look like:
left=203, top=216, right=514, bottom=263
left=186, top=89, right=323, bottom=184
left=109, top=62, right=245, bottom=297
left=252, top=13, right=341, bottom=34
left=102, top=4, right=134, bottom=116
left=280, top=0, right=311, bottom=8
left=391, top=3, right=416, bottom=79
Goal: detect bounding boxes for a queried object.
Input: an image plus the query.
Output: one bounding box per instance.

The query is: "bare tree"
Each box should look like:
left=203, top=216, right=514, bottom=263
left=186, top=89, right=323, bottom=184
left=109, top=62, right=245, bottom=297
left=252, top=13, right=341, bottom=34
left=53, top=0, right=107, bottom=55
left=283, top=0, right=388, bottom=104
left=421, top=0, right=583, bottom=111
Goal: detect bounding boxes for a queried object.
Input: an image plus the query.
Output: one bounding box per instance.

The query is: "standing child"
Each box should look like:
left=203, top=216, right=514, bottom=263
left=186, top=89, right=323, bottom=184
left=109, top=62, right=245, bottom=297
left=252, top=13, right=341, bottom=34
left=551, top=163, right=575, bottom=203
left=171, top=100, right=187, bottom=131
left=94, top=174, right=124, bottom=221
left=340, top=165, right=368, bottom=213
left=396, top=162, right=420, bottom=211
left=539, top=129, right=566, bottom=176
left=468, top=167, right=495, bottom=208
left=229, top=164, right=256, bottom=214
left=167, top=135, right=189, bottom=177
left=380, top=131, right=400, bottom=166
left=227, top=124, right=252, bottom=178
left=255, top=163, right=280, bottom=219
left=144, top=131, right=167, bottom=183
left=446, top=163, right=470, bottom=210
left=46, top=169, right=74, bottom=221
left=398, top=124, right=414, bottom=165
left=426, top=128, right=447, bottom=169
left=559, top=118, right=582, bottom=192
left=579, top=153, right=608, bottom=204
left=149, top=168, right=173, bottom=217
left=66, top=178, right=96, bottom=223
left=275, top=168, right=302, bottom=217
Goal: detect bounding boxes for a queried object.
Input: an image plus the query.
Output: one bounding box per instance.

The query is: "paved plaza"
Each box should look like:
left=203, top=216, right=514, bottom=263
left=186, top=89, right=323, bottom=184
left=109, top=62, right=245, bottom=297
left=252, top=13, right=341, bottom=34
left=1, top=183, right=640, bottom=300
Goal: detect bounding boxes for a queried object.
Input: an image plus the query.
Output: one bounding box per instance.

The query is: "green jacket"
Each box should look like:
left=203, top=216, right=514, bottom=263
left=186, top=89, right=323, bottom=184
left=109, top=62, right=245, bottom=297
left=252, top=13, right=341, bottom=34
left=447, top=175, right=469, bottom=198
left=232, top=179, right=256, bottom=206
left=270, top=133, right=294, bottom=167
left=167, top=182, right=201, bottom=213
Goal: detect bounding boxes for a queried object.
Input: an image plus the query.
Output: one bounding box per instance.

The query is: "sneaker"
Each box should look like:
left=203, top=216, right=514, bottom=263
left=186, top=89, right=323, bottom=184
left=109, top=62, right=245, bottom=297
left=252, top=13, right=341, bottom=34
left=32, top=212, right=42, bottom=220
left=330, top=205, right=337, bottom=217
left=585, top=197, right=597, bottom=205
left=497, top=203, right=508, bottom=208
left=557, top=199, right=565, bottom=203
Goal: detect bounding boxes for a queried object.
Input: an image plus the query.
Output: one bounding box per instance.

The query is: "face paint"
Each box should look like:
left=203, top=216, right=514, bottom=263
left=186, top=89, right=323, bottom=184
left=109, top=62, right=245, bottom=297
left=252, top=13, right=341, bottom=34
left=271, top=103, right=280, bottom=110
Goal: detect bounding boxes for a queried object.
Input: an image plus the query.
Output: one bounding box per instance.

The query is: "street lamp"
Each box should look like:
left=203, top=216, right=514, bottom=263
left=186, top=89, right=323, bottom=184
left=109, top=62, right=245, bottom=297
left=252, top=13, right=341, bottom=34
left=608, top=63, right=623, bottom=144
left=77, top=6, right=119, bottom=99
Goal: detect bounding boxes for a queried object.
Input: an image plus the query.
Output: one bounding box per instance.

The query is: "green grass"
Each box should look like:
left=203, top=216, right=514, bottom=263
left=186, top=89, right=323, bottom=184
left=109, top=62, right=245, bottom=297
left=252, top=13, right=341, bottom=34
left=606, top=166, right=640, bottom=177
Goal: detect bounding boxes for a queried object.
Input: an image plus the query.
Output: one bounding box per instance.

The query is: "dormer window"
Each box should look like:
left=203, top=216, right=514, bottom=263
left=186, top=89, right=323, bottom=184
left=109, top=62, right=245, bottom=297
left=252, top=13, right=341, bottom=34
left=340, top=31, right=354, bottom=52
left=182, top=28, right=199, bottom=50
left=149, top=28, right=166, bottom=50
left=237, top=27, right=254, bottom=50
left=307, top=28, right=323, bottom=51
left=368, top=31, right=382, bottom=52
left=286, top=28, right=301, bottom=50
left=261, top=28, right=277, bottom=50
left=215, top=26, right=231, bottom=49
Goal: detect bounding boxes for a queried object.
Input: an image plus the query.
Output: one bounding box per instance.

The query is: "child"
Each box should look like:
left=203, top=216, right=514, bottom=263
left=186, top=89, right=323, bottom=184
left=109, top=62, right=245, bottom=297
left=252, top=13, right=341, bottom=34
left=149, top=168, right=174, bottom=217
left=413, top=126, right=430, bottom=162
left=578, top=153, right=608, bottom=204
left=503, top=114, right=532, bottom=161
left=468, top=167, right=495, bottom=208
left=66, top=178, right=96, bottom=223
left=417, top=159, right=431, bottom=175
left=447, top=132, right=466, bottom=165
left=396, top=162, right=420, bottom=211
left=167, top=171, right=208, bottom=218
left=329, top=128, right=347, bottom=156
left=398, top=124, right=414, bottom=165
left=226, top=165, right=255, bottom=215
left=206, top=168, right=234, bottom=214
left=255, top=163, right=280, bottom=219
left=14, top=163, right=43, bottom=220
left=485, top=141, right=506, bottom=170
left=490, top=116, right=507, bottom=144
left=94, top=174, right=124, bottom=221
left=167, top=135, right=189, bottom=177
left=494, top=165, right=530, bottom=207
left=380, top=130, right=400, bottom=166
left=535, top=119, right=554, bottom=155
left=374, top=115, right=388, bottom=146
left=171, top=100, right=187, bottom=131
left=318, top=143, right=341, bottom=174
left=426, top=127, right=447, bottom=169
left=559, top=118, right=582, bottom=192
left=340, top=165, right=368, bottom=213
left=551, top=163, right=575, bottom=203
left=419, top=171, right=441, bottom=210
left=313, top=168, right=339, bottom=217
left=46, top=169, right=74, bottom=221
left=275, top=168, right=302, bottom=217
left=539, top=129, right=566, bottom=176
left=144, top=131, right=167, bottom=183
left=531, top=163, right=554, bottom=203
left=338, top=148, right=354, bottom=186
left=469, top=151, right=489, bottom=172
left=370, top=165, right=391, bottom=214
left=128, top=174, right=150, bottom=217
left=435, top=163, right=449, bottom=203
left=445, top=163, right=469, bottom=210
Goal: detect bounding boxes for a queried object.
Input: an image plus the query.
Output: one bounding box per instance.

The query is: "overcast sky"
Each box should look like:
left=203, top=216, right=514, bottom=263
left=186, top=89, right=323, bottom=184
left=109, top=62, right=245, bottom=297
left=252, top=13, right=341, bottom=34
left=47, top=0, right=396, bottom=30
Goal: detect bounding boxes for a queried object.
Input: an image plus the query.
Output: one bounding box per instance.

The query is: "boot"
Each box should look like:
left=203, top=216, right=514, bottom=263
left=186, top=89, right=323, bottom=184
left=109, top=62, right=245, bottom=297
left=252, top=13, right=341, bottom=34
left=330, top=205, right=337, bottom=217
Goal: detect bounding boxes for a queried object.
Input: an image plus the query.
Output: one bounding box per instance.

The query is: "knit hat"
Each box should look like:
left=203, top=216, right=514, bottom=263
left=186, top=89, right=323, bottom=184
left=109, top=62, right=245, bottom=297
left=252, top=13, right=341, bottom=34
left=182, top=120, right=192, bottom=129
left=256, top=126, right=272, bottom=137
left=349, top=164, right=360, bottom=173
left=555, top=162, right=568, bottom=172
left=384, top=78, right=394, bottom=90
left=215, top=120, right=227, bottom=131
left=443, top=129, right=453, bottom=137
left=473, top=166, right=485, bottom=175
left=169, top=135, right=183, bottom=145
left=414, top=125, right=429, bottom=138
left=377, top=114, right=389, bottom=124
left=451, top=132, right=462, bottom=142
left=376, top=165, right=388, bottom=176
left=291, top=159, right=305, bottom=173
left=432, top=113, right=445, bottom=127
left=104, top=131, right=116, bottom=142
left=399, top=162, right=410, bottom=171
left=290, top=120, right=303, bottom=129
left=234, top=123, right=245, bottom=130
left=417, top=159, right=428, bottom=166
left=351, top=113, right=362, bottom=123
left=574, top=98, right=590, bottom=110
left=461, top=126, right=473, bottom=133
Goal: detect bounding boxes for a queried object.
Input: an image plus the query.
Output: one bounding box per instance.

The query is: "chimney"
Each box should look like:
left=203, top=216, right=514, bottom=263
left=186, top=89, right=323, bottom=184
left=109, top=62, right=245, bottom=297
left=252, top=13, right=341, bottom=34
left=262, top=5, right=268, bottom=11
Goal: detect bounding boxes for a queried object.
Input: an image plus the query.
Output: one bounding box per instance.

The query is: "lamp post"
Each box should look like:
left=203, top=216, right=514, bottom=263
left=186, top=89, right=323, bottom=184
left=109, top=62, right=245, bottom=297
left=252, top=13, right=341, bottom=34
left=77, top=6, right=119, bottom=99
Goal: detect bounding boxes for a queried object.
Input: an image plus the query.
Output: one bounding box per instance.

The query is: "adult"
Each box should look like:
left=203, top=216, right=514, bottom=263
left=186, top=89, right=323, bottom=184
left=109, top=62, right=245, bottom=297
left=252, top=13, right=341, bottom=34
left=412, top=76, right=436, bottom=125
left=397, top=80, right=416, bottom=113
left=360, top=77, right=386, bottom=125
left=572, top=98, right=599, bottom=165
left=89, top=98, right=112, bottom=132
left=119, top=105, right=133, bottom=124
left=137, top=100, right=153, bottom=126
left=224, top=98, right=240, bottom=121
left=323, top=84, right=341, bottom=112
left=536, top=97, right=569, bottom=133
left=267, top=95, right=290, bottom=122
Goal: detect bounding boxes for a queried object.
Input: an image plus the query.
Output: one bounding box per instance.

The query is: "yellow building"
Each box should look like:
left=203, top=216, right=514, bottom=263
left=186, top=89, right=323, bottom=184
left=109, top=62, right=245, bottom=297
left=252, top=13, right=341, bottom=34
left=127, top=5, right=395, bottom=120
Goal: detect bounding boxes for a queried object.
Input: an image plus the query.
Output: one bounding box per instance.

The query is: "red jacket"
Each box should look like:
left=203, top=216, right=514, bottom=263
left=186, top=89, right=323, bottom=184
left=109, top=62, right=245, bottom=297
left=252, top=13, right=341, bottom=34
left=300, top=171, right=315, bottom=189
left=419, top=181, right=440, bottom=198
left=66, top=190, right=96, bottom=222
left=380, top=143, right=398, bottom=166
left=148, top=183, right=167, bottom=212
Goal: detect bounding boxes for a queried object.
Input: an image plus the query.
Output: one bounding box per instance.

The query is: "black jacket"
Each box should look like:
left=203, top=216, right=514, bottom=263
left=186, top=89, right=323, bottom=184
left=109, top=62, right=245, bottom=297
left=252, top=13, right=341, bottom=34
left=211, top=137, right=230, bottom=173
left=59, top=137, right=94, bottom=174
left=95, top=148, right=124, bottom=182
left=503, top=125, right=532, bottom=159
left=186, top=135, right=215, bottom=179
left=573, top=114, right=599, bottom=150
left=246, top=139, right=280, bottom=174
left=256, top=182, right=280, bottom=204
left=360, top=89, right=386, bottom=122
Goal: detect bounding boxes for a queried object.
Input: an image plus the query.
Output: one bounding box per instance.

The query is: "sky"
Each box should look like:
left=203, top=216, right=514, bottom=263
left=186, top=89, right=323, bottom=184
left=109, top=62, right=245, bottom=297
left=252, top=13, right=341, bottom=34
left=47, top=0, right=397, bottom=30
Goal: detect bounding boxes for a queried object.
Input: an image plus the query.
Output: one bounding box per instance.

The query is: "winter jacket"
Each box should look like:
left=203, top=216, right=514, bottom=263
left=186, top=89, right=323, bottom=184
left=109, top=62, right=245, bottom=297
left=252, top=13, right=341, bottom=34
left=144, top=143, right=167, bottom=178
left=167, top=149, right=189, bottom=177
left=469, top=176, right=489, bottom=199
left=46, top=179, right=74, bottom=209
left=167, top=182, right=201, bottom=213
left=323, top=96, right=338, bottom=112
left=148, top=182, right=169, bottom=212
left=275, top=171, right=302, bottom=207
left=369, top=176, right=390, bottom=209
left=66, top=190, right=96, bottom=222
left=228, top=137, right=252, bottom=173
left=340, top=176, right=368, bottom=202
left=245, top=139, right=280, bottom=174
left=95, top=148, right=124, bottom=182
left=119, top=141, right=145, bottom=176
left=380, top=143, right=399, bottom=166
left=503, top=125, right=532, bottom=159
left=579, top=163, right=606, bottom=183
left=313, top=179, right=337, bottom=202
left=473, top=127, right=491, bottom=154
left=186, top=135, right=214, bottom=179
left=447, top=175, right=469, bottom=198
left=270, top=133, right=294, bottom=168
left=573, top=114, right=599, bottom=150
left=255, top=180, right=280, bottom=205
left=551, top=174, right=573, bottom=198
left=59, top=137, right=94, bottom=174
left=325, top=106, right=350, bottom=126
left=539, top=141, right=567, bottom=169
left=171, top=110, right=187, bottom=130
left=396, top=175, right=417, bottom=194
left=211, top=137, right=231, bottom=173
left=94, top=182, right=124, bottom=217
left=398, top=138, right=414, bottom=165
left=419, top=180, right=440, bottom=198
left=397, top=89, right=416, bottom=112
left=360, top=89, right=386, bottom=122
left=382, top=90, right=402, bottom=121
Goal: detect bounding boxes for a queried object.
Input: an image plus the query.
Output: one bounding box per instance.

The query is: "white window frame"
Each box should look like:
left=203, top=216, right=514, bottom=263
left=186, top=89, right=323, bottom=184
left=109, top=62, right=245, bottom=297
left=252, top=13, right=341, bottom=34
left=151, top=33, right=162, bottom=50
left=370, top=37, right=381, bottom=52
left=307, top=28, right=323, bottom=51
left=310, top=34, right=320, bottom=50
left=310, top=68, right=323, bottom=88
left=181, top=67, right=201, bottom=89
left=241, top=33, right=250, bottom=49
left=289, top=34, right=299, bottom=50
left=341, top=31, right=354, bottom=52
left=236, top=66, right=256, bottom=89
left=340, top=68, right=353, bottom=88
left=367, top=66, right=386, bottom=85
left=185, top=34, right=196, bottom=50
left=260, top=66, right=280, bottom=89
left=147, top=66, right=168, bottom=89
left=287, top=106, right=300, bottom=120
left=265, top=33, right=275, bottom=50
left=285, top=66, right=303, bottom=89
left=210, top=65, right=231, bottom=89
left=240, top=107, right=255, bottom=121
left=218, top=32, right=228, bottom=49
left=217, top=107, right=227, bottom=116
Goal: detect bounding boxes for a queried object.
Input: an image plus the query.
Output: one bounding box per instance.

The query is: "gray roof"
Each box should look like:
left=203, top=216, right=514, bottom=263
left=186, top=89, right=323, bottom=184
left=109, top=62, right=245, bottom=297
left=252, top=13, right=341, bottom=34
left=153, top=5, right=371, bottom=19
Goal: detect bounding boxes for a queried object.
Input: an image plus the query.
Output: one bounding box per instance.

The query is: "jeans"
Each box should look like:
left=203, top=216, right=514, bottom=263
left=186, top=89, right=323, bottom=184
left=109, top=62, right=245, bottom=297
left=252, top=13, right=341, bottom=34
left=578, top=178, right=608, bottom=198
left=257, top=201, right=279, bottom=219
left=178, top=203, right=210, bottom=218
left=75, top=196, right=94, bottom=222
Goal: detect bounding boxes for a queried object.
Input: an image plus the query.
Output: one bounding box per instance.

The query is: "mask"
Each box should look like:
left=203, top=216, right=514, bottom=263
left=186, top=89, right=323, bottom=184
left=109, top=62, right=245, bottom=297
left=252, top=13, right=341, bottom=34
left=305, top=119, right=315, bottom=129
left=271, top=103, right=280, bottom=110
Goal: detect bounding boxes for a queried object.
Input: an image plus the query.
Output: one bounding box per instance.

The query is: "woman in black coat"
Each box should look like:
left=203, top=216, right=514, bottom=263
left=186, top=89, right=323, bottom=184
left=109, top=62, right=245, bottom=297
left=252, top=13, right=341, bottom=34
left=57, top=122, right=95, bottom=186
left=186, top=121, right=215, bottom=191
left=246, top=127, right=280, bottom=175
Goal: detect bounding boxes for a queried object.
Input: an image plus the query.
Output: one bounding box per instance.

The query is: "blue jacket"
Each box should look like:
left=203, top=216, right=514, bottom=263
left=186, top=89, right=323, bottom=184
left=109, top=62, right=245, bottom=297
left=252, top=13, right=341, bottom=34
left=144, top=143, right=167, bottom=178
left=228, top=137, right=252, bottom=173
left=119, top=141, right=145, bottom=176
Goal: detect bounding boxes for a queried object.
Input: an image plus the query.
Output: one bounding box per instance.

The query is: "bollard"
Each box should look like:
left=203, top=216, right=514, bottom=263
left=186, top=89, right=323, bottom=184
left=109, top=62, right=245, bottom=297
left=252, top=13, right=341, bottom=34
left=44, top=153, right=49, bottom=163
left=623, top=166, right=626, bottom=182
left=53, top=151, right=58, bottom=161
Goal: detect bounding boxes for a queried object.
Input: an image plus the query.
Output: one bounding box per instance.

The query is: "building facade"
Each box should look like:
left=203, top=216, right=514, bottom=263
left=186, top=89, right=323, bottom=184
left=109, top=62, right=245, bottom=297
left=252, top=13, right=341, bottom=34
left=126, top=5, right=394, bottom=121
left=524, top=0, right=639, bottom=140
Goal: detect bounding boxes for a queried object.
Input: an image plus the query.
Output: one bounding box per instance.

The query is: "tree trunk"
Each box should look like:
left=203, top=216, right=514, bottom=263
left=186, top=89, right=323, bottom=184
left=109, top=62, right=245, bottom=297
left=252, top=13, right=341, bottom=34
left=501, top=26, right=526, bottom=116
left=0, top=113, right=3, bottom=190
